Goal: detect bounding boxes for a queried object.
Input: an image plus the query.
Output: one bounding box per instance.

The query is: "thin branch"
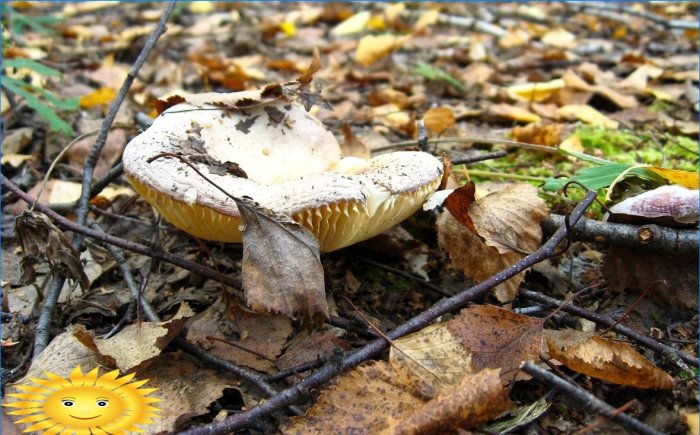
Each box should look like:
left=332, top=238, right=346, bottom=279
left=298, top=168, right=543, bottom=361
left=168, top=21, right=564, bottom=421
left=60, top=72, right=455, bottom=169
left=521, top=361, right=663, bottom=435
left=566, top=1, right=698, bottom=30
left=178, top=190, right=598, bottom=434
left=542, top=214, right=698, bottom=254
left=450, top=150, right=508, bottom=166
left=74, top=1, right=176, bottom=248
left=33, top=277, right=65, bottom=358
left=378, top=136, right=559, bottom=154
left=519, top=288, right=698, bottom=369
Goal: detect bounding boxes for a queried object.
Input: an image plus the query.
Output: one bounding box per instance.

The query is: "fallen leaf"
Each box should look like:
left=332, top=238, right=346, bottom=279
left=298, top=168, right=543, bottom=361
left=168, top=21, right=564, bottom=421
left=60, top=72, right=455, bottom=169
left=355, top=34, right=410, bottom=66
left=489, top=104, right=541, bottom=123
left=414, top=9, right=439, bottom=33
left=507, top=79, right=565, bottom=102
left=645, top=168, right=699, bottom=189
left=282, top=360, right=433, bottom=434
left=15, top=211, right=89, bottom=291
left=511, top=123, right=565, bottom=147
left=438, top=183, right=549, bottom=301
left=79, top=87, right=117, bottom=108
left=78, top=303, right=194, bottom=372
left=371, top=103, right=411, bottom=131
left=546, top=329, right=675, bottom=389
left=619, top=64, right=664, bottom=91
left=443, top=181, right=477, bottom=233
left=330, top=10, right=371, bottom=36
left=541, top=28, right=576, bottom=49
left=236, top=198, right=327, bottom=321
left=137, top=350, right=238, bottom=433
left=341, top=122, right=370, bottom=158
left=423, top=106, right=455, bottom=134
left=557, top=104, right=619, bottom=129
left=186, top=299, right=292, bottom=373
left=297, top=46, right=321, bottom=87
left=276, top=330, right=349, bottom=373
left=2, top=127, right=33, bottom=155
left=385, top=368, right=510, bottom=434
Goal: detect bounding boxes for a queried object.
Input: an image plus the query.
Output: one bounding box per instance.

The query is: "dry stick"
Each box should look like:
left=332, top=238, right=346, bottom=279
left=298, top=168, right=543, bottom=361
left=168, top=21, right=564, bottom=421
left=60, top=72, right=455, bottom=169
left=573, top=399, right=638, bottom=435
left=519, top=288, right=698, bottom=369
left=33, top=277, right=65, bottom=357
left=179, top=190, right=598, bottom=435
left=450, top=150, right=508, bottom=166
left=2, top=176, right=241, bottom=290
left=542, top=214, right=698, bottom=254
left=566, top=1, right=698, bottom=30
left=205, top=336, right=276, bottom=363
left=521, top=361, right=663, bottom=435
left=73, top=1, right=176, bottom=248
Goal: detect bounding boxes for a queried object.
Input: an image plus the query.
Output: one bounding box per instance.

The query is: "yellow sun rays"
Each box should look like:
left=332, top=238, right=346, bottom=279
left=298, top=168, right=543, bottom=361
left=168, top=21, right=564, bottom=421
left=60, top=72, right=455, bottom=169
left=3, top=365, right=160, bottom=435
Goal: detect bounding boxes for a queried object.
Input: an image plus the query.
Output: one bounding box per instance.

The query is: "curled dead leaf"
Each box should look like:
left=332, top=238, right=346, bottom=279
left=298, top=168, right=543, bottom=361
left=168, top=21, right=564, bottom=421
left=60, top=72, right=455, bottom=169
left=546, top=329, right=674, bottom=390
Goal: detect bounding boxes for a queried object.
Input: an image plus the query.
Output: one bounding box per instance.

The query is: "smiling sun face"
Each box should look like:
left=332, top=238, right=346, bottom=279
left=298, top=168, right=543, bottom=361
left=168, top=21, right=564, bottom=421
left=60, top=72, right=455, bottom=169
left=3, top=365, right=160, bottom=434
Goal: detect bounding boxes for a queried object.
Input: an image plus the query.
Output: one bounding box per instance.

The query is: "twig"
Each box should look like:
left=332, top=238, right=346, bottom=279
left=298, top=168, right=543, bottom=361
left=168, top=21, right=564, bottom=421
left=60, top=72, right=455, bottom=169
left=2, top=176, right=242, bottom=289
left=178, top=190, right=597, bottom=434
left=264, top=357, right=328, bottom=383
left=73, top=2, right=176, bottom=248
left=173, top=337, right=304, bottom=417
left=521, top=361, right=663, bottom=435
left=33, top=277, right=65, bottom=358
left=598, top=281, right=663, bottom=336
left=573, top=400, right=638, bottom=435
left=519, top=288, right=698, bottom=369
left=542, top=214, right=698, bottom=254
left=566, top=1, right=698, bottom=30
left=205, top=336, right=276, bottom=363
left=450, top=150, right=508, bottom=166
left=90, top=161, right=124, bottom=198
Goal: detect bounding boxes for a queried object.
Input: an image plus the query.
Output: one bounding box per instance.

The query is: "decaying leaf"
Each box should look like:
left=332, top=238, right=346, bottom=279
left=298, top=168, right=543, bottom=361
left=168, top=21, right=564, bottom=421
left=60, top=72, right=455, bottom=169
left=443, top=181, right=477, bottom=233
left=489, top=104, right=541, bottom=123
left=546, top=329, right=675, bottom=389
left=384, top=368, right=510, bottom=434
left=282, top=360, right=433, bottom=434
left=137, top=351, right=238, bottom=434
left=391, top=305, right=543, bottom=389
left=438, top=183, right=549, bottom=301
left=186, top=298, right=292, bottom=373
left=75, top=303, right=194, bottom=373
left=15, top=211, right=89, bottom=291
left=511, top=123, right=566, bottom=147
left=236, top=198, right=328, bottom=321
left=276, top=330, right=349, bottom=374
left=297, top=46, right=321, bottom=87
left=371, top=103, right=412, bottom=131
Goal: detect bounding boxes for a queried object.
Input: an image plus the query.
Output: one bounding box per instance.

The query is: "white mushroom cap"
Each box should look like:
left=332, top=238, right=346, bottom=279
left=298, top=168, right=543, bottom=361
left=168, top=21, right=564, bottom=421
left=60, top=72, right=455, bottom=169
left=123, top=88, right=444, bottom=252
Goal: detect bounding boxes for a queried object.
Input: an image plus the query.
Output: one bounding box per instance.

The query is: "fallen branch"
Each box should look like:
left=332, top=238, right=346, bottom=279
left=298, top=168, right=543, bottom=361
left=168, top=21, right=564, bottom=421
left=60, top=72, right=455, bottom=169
left=519, top=288, right=698, bottom=369
left=566, top=2, right=698, bottom=30
left=542, top=214, right=698, bottom=254
left=521, top=361, right=663, bottom=435
left=179, top=190, right=598, bottom=434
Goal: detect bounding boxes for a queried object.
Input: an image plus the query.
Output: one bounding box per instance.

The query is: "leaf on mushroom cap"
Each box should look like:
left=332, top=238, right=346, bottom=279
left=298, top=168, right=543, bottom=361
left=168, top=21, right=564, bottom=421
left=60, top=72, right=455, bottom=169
left=123, top=85, right=444, bottom=252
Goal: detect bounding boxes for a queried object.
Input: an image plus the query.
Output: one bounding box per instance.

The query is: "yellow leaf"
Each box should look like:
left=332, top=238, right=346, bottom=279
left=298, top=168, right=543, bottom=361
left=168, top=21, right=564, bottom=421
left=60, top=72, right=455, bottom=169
left=647, top=167, right=699, bottom=189
left=279, top=21, right=297, bottom=37
left=355, top=34, right=409, bottom=66
left=557, top=104, right=618, bottom=129
left=79, top=87, right=117, bottom=108
left=415, top=9, right=439, bottom=32
left=507, top=79, right=565, bottom=102
left=490, top=104, right=541, bottom=123
left=423, top=106, right=455, bottom=133
left=330, top=11, right=371, bottom=36
left=366, top=14, right=385, bottom=31
left=188, top=1, right=214, bottom=14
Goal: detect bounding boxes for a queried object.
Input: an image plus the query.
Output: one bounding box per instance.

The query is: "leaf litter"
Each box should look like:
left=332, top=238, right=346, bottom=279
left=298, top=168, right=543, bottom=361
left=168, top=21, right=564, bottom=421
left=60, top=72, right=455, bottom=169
left=1, top=2, right=698, bottom=434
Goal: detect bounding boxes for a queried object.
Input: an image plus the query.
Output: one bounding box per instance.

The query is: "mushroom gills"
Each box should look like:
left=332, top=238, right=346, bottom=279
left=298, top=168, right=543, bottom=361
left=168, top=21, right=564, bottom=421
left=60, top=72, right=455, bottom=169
left=128, top=174, right=440, bottom=252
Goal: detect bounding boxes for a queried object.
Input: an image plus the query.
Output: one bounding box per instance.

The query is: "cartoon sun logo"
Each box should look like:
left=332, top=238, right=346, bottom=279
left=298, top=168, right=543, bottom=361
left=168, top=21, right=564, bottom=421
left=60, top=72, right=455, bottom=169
left=3, top=365, right=160, bottom=434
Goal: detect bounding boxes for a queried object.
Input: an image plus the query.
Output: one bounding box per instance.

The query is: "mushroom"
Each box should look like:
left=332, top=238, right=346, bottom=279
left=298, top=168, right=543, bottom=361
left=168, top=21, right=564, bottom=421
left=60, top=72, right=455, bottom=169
left=122, top=85, right=444, bottom=252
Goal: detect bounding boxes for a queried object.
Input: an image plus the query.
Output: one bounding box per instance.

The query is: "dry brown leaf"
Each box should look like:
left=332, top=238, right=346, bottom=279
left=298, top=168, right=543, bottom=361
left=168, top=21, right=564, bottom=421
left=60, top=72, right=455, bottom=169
left=282, top=360, right=433, bottom=434
left=187, top=298, right=292, bottom=373
left=438, top=183, right=549, bottom=301
left=137, top=351, right=237, bottom=434
left=448, top=305, right=543, bottom=379
left=15, top=211, right=89, bottom=291
left=367, top=88, right=410, bottom=109
left=297, top=46, right=321, bottom=87
left=511, top=123, right=565, bottom=147
left=546, top=329, right=674, bottom=389
left=489, top=104, right=541, bottom=123
left=557, top=105, right=619, bottom=129
left=341, top=122, right=371, bottom=158
left=391, top=322, right=473, bottom=391
left=423, top=106, right=455, bottom=134
left=81, top=303, right=194, bottom=372
left=443, top=181, right=477, bottom=233
left=467, top=183, right=549, bottom=254
left=355, top=34, right=410, bottom=66
left=236, top=198, right=327, bottom=321
left=276, top=330, right=349, bottom=373
left=384, top=368, right=510, bottom=435
left=619, top=64, right=664, bottom=90
left=562, top=70, right=638, bottom=109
